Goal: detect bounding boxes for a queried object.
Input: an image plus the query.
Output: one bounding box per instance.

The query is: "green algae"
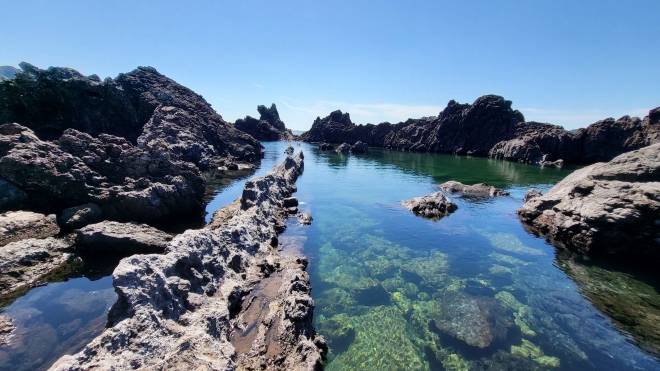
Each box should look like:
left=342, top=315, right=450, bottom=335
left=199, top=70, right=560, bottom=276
left=476, top=229, right=545, bottom=256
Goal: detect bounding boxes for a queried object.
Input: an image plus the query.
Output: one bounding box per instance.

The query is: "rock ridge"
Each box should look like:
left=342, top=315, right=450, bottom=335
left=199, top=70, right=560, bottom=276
left=50, top=151, right=327, bottom=371
left=234, top=104, right=294, bottom=141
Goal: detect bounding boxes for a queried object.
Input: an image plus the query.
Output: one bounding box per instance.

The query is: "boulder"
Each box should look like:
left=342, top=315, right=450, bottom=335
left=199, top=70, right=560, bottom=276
left=283, top=197, right=299, bottom=208
left=0, top=176, right=28, bottom=212
left=74, top=221, right=173, bottom=255
left=336, top=143, right=350, bottom=153
left=234, top=104, right=294, bottom=141
left=350, top=141, right=368, bottom=153
left=402, top=191, right=458, bottom=220
left=0, top=315, right=14, bottom=345
left=319, top=142, right=334, bottom=151
left=440, top=180, right=509, bottom=197
left=518, top=143, right=660, bottom=261
left=0, top=237, right=72, bottom=296
left=285, top=145, right=294, bottom=155
left=0, top=211, right=59, bottom=247
left=298, top=212, right=313, bottom=225
left=57, top=203, right=104, bottom=231
left=51, top=152, right=326, bottom=371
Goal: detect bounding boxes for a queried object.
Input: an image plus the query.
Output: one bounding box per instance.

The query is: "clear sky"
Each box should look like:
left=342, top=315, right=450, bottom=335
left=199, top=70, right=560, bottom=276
left=2, top=1, right=659, bottom=131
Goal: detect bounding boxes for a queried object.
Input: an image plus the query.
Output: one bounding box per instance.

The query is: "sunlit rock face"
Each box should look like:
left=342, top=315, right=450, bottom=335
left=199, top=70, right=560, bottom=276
left=518, top=142, right=660, bottom=262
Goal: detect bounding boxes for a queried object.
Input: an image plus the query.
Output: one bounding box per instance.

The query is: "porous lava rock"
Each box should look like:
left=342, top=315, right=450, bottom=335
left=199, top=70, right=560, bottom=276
left=50, top=152, right=326, bottom=371
left=300, top=95, right=660, bottom=166
left=402, top=191, right=458, bottom=220
left=74, top=221, right=173, bottom=256
left=0, top=62, right=262, bottom=169
left=517, top=143, right=660, bottom=261
left=57, top=203, right=104, bottom=231
left=0, top=211, right=59, bottom=247
left=234, top=104, right=294, bottom=141
left=0, top=124, right=205, bottom=224
left=440, top=181, right=509, bottom=197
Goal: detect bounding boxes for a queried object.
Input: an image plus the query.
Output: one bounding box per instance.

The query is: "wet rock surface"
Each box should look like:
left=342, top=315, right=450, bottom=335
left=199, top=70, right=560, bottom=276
left=518, top=143, right=660, bottom=261
left=440, top=180, right=510, bottom=197
left=402, top=191, right=458, bottom=220
left=234, top=104, right=294, bottom=141
left=0, top=125, right=205, bottom=224
left=50, top=152, right=326, bottom=371
left=74, top=221, right=173, bottom=256
left=0, top=237, right=72, bottom=297
left=0, top=62, right=262, bottom=167
left=300, top=95, right=660, bottom=166
left=0, top=211, right=59, bottom=247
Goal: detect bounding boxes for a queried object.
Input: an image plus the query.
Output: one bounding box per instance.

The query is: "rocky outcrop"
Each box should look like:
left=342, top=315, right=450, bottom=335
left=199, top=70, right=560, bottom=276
left=234, top=104, right=294, bottom=141
left=0, top=124, right=205, bottom=224
left=440, top=181, right=509, bottom=197
left=57, top=203, right=104, bottom=231
left=318, top=142, right=334, bottom=151
left=50, top=152, right=326, bottom=371
left=300, top=95, right=660, bottom=166
left=0, top=211, right=59, bottom=247
left=0, top=62, right=262, bottom=168
left=350, top=141, right=368, bottom=153
left=0, top=237, right=72, bottom=296
left=0, top=176, right=28, bottom=212
left=517, top=143, right=660, bottom=261
left=0, top=66, right=18, bottom=81
left=74, top=221, right=173, bottom=256
left=402, top=191, right=458, bottom=220
left=336, top=143, right=350, bottom=153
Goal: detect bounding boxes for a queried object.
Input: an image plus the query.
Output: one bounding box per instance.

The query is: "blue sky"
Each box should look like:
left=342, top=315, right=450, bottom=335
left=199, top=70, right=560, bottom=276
left=2, top=1, right=659, bottom=130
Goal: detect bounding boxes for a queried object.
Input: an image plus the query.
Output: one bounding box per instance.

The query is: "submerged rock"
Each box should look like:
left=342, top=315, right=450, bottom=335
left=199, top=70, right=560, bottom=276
left=336, top=142, right=350, bottom=153
left=518, top=143, right=660, bottom=261
left=0, top=237, right=71, bottom=296
left=350, top=141, right=368, bottom=153
left=319, top=142, right=334, bottom=151
left=0, top=211, right=59, bottom=247
left=440, top=180, right=510, bottom=197
left=401, top=191, right=458, bottom=220
left=74, top=221, right=173, bottom=255
left=51, top=152, right=326, bottom=371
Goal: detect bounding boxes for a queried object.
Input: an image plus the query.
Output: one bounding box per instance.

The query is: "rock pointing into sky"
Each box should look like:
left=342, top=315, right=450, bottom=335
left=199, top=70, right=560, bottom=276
left=50, top=151, right=327, bottom=371
left=234, top=103, right=295, bottom=141
left=300, top=95, right=660, bottom=166
left=517, top=143, right=660, bottom=261
left=0, top=62, right=262, bottom=170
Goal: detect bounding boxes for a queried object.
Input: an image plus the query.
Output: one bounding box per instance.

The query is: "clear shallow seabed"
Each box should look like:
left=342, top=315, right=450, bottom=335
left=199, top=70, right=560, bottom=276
left=2, top=141, right=659, bottom=370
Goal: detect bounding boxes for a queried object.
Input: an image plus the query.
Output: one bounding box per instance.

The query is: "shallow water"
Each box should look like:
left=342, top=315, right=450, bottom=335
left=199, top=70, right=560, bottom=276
left=264, top=141, right=660, bottom=371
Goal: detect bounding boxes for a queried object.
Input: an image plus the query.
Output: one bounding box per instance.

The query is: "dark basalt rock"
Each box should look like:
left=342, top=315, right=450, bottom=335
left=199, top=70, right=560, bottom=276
left=0, top=176, right=28, bottom=213
left=0, top=62, right=262, bottom=169
left=351, top=141, right=368, bottom=153
left=300, top=95, right=660, bottom=166
left=336, top=142, right=350, bottom=153
left=522, top=189, right=543, bottom=203
left=318, top=142, right=334, bottom=151
left=234, top=104, right=294, bottom=141
left=0, top=124, right=205, bottom=224
left=518, top=143, right=660, bottom=262
left=440, top=181, right=509, bottom=197
left=402, top=191, right=458, bottom=220
left=57, top=203, right=104, bottom=231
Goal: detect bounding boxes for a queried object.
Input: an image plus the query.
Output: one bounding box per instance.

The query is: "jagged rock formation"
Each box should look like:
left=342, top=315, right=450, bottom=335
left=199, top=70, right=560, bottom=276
left=0, top=66, right=19, bottom=81
left=440, top=181, right=509, bottom=197
left=0, top=124, right=205, bottom=223
left=402, top=191, right=458, bottom=220
left=74, top=221, right=173, bottom=256
left=300, top=95, right=660, bottom=165
left=234, top=103, right=294, bottom=141
left=0, top=62, right=262, bottom=169
left=50, top=152, right=327, bottom=371
left=518, top=143, right=660, bottom=262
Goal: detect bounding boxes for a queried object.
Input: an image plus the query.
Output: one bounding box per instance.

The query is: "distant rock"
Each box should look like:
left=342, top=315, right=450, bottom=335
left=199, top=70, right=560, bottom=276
left=300, top=95, right=660, bottom=166
left=298, top=212, right=313, bottom=225
left=234, top=103, right=294, bottom=141
left=0, top=62, right=262, bottom=168
left=0, top=211, right=59, bottom=247
left=74, top=221, right=173, bottom=255
left=0, top=237, right=72, bottom=296
left=336, top=142, right=350, bottom=153
left=518, top=143, right=660, bottom=261
left=285, top=145, right=294, bottom=155
left=440, top=181, right=509, bottom=197
left=57, top=203, right=104, bottom=231
left=351, top=141, right=368, bottom=153
left=0, top=66, right=19, bottom=81
left=402, top=191, right=458, bottom=220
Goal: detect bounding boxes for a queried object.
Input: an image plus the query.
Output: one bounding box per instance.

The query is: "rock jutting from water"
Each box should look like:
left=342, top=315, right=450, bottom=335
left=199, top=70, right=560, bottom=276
left=234, top=103, right=295, bottom=141
left=299, top=95, right=660, bottom=166
left=0, top=62, right=262, bottom=169
left=402, top=191, right=458, bottom=220
left=440, top=180, right=510, bottom=197
left=50, top=151, right=327, bottom=371
left=517, top=143, right=660, bottom=262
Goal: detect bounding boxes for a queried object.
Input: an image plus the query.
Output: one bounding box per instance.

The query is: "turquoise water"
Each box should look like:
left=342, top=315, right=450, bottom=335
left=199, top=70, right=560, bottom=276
left=265, top=141, right=660, bottom=371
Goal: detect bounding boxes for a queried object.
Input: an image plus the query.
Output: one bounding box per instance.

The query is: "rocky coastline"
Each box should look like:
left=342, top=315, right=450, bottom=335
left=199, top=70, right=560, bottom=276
left=300, top=95, right=660, bottom=166
left=234, top=104, right=295, bottom=141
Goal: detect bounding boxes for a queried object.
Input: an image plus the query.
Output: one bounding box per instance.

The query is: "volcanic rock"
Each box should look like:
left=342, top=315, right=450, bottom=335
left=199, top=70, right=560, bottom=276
left=336, top=143, right=350, bottom=153
left=74, top=221, right=173, bottom=255
left=440, top=181, right=509, bottom=197
left=319, top=142, right=334, bottom=151
left=0, top=237, right=71, bottom=296
left=234, top=104, right=294, bottom=141
left=298, top=212, right=313, bottom=225
left=517, top=143, right=660, bottom=261
left=402, top=191, right=458, bottom=220
left=50, top=152, right=326, bottom=370
left=0, top=62, right=262, bottom=168
left=0, top=125, right=205, bottom=223
left=0, top=211, right=59, bottom=247
left=0, top=176, right=28, bottom=212
left=350, top=141, right=368, bottom=153
left=283, top=197, right=299, bottom=208
left=57, top=203, right=104, bottom=231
